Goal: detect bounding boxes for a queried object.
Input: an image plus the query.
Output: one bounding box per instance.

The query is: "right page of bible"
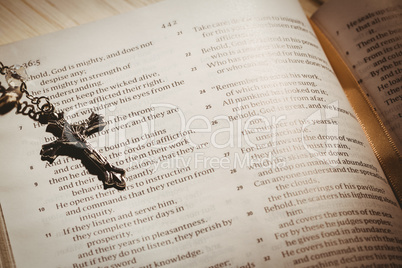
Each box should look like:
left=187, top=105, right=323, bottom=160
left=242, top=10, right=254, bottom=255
left=0, top=0, right=401, bottom=267
left=312, top=0, right=402, bottom=154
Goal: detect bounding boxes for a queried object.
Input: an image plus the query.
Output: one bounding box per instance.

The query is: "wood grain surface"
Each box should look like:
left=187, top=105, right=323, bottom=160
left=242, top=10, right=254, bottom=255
left=0, top=0, right=321, bottom=46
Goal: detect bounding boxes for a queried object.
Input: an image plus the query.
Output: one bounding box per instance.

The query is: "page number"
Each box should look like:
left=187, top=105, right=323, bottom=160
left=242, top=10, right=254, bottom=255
left=162, top=20, right=177, bottom=28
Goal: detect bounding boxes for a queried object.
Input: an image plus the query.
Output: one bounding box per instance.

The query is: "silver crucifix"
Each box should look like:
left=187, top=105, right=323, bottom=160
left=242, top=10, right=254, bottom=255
left=40, top=112, right=126, bottom=189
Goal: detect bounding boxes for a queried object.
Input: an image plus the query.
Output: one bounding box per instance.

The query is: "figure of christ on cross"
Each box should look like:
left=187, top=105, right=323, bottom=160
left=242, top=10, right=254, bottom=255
left=40, top=112, right=126, bottom=190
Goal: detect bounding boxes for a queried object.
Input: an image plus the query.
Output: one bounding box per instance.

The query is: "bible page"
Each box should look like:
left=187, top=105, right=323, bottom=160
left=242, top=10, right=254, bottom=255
left=0, top=0, right=401, bottom=267
left=312, top=0, right=402, bottom=154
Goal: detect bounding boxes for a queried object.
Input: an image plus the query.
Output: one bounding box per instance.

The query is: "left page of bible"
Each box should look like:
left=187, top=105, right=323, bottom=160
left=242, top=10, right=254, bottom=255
left=1, top=0, right=401, bottom=267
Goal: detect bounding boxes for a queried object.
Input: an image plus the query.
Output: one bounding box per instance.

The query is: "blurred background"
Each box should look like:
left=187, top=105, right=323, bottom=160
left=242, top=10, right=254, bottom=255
left=0, top=0, right=325, bottom=46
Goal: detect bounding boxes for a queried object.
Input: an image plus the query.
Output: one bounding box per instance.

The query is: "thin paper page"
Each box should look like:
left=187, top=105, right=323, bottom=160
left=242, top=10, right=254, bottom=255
left=312, top=0, right=402, bottom=153
left=0, top=0, right=401, bottom=267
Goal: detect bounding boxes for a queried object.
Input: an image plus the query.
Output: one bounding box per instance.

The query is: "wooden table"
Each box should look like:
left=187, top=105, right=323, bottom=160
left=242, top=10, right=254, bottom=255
left=0, top=0, right=321, bottom=46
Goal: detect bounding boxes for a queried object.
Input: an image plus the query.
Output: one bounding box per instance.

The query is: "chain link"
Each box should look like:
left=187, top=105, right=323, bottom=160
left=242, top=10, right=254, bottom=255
left=0, top=62, right=8, bottom=75
left=0, top=61, right=56, bottom=121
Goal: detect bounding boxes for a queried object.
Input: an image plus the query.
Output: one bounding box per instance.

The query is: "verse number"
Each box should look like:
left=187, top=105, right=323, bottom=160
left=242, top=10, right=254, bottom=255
left=22, top=59, right=41, bottom=68
left=162, top=21, right=177, bottom=28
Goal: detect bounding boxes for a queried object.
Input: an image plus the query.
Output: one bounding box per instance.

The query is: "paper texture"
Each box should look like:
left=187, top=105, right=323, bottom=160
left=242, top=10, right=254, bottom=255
left=0, top=0, right=401, bottom=267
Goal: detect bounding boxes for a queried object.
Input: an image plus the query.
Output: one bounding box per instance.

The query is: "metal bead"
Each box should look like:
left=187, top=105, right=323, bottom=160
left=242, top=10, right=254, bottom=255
left=5, top=65, right=28, bottom=88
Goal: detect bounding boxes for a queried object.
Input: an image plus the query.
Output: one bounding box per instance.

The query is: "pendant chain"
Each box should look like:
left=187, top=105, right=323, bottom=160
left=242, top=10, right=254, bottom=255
left=0, top=61, right=56, bottom=122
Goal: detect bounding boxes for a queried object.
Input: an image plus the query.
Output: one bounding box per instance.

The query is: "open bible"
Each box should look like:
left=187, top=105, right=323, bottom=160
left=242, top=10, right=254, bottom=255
left=0, top=0, right=401, bottom=267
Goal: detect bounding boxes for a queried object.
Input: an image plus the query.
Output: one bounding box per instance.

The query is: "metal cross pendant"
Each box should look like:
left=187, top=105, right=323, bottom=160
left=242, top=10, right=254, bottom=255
left=40, top=112, right=126, bottom=190
left=0, top=63, right=126, bottom=190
